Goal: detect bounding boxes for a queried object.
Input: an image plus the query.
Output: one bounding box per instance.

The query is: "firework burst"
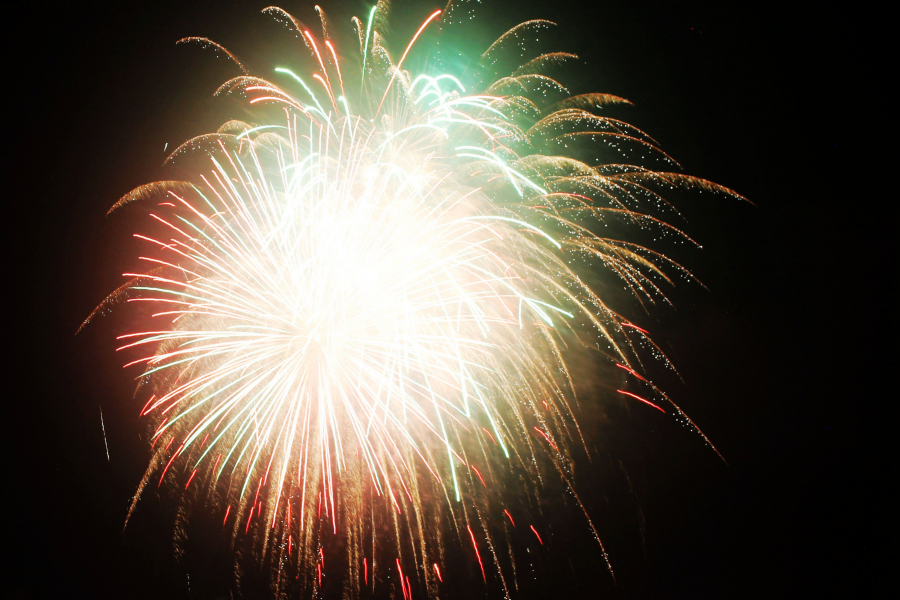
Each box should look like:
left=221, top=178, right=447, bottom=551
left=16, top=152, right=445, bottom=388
left=87, top=1, right=739, bottom=596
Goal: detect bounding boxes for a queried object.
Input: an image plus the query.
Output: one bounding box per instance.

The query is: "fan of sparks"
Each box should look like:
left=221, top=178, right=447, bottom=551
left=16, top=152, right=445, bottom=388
left=88, top=0, right=738, bottom=596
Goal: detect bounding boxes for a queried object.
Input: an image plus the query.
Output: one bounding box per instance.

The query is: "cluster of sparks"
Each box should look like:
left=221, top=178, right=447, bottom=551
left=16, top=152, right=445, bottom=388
left=88, top=1, right=739, bottom=597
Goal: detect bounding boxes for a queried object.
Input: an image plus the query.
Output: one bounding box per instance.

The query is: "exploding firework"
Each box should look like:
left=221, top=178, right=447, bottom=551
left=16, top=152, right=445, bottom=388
left=86, top=1, right=739, bottom=596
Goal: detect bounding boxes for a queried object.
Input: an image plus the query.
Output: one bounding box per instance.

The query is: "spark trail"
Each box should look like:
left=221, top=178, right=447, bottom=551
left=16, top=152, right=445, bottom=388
left=100, top=405, right=110, bottom=461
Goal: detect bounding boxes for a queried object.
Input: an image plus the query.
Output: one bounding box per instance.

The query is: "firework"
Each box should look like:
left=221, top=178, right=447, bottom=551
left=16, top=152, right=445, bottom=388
left=87, top=1, right=739, bottom=596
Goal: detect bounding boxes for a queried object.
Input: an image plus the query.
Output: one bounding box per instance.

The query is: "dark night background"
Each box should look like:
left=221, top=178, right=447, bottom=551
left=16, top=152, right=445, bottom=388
left=7, top=0, right=885, bottom=598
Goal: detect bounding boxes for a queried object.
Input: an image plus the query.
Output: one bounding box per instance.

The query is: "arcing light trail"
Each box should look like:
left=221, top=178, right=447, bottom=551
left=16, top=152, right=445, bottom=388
left=85, top=1, right=739, bottom=596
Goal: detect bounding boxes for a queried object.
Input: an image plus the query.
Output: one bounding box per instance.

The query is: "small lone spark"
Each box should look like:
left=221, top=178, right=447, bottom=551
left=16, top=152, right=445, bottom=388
left=99, top=405, right=110, bottom=461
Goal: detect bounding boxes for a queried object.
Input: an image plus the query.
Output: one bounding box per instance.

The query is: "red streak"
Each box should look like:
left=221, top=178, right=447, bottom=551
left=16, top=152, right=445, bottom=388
left=253, top=477, right=264, bottom=507
left=403, top=11, right=441, bottom=64
left=364, top=557, right=368, bottom=585
left=158, top=443, right=184, bottom=486
left=530, top=525, right=544, bottom=545
left=185, top=469, right=198, bottom=489
left=617, top=390, right=666, bottom=413
left=615, top=362, right=648, bottom=383
left=467, top=525, right=486, bottom=582
left=621, top=322, right=649, bottom=334
left=396, top=559, right=407, bottom=600
left=149, top=430, right=163, bottom=451
left=304, top=31, right=338, bottom=111
left=376, top=10, right=442, bottom=116
left=324, top=40, right=345, bottom=97
left=503, top=509, right=516, bottom=527
left=470, top=464, right=487, bottom=487
left=433, top=562, right=442, bottom=582
left=140, top=394, right=156, bottom=416
left=481, top=427, right=497, bottom=446
left=533, top=427, right=558, bottom=450
left=223, top=505, right=231, bottom=525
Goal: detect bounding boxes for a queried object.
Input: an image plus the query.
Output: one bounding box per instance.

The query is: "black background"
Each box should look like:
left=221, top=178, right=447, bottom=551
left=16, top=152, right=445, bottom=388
left=8, top=0, right=885, bottom=598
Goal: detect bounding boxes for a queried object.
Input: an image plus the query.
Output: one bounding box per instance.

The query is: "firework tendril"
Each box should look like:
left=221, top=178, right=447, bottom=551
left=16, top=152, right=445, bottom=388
left=88, top=1, right=740, bottom=596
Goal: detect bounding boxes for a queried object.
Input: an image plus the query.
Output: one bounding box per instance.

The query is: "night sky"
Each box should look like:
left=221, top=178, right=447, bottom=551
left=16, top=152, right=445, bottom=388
left=9, top=0, right=884, bottom=598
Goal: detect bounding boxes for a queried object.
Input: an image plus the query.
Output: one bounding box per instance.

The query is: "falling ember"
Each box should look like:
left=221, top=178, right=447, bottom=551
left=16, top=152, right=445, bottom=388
left=86, top=0, right=739, bottom=596
left=530, top=525, right=544, bottom=545
left=467, top=525, right=487, bottom=582
left=504, top=509, right=516, bottom=527
left=99, top=405, right=110, bottom=461
left=397, top=559, right=409, bottom=600
left=617, top=390, right=667, bottom=413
